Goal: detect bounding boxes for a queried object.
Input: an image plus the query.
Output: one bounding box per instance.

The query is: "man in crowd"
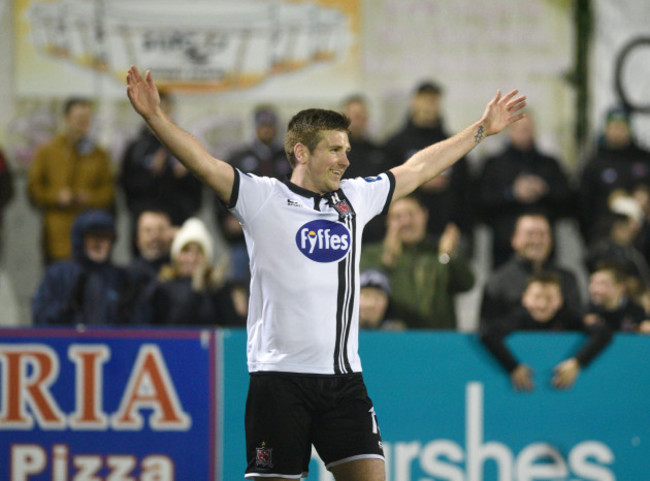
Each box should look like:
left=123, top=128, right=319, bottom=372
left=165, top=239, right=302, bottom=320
left=481, top=212, right=582, bottom=322
left=120, top=90, right=202, bottom=253
left=384, top=80, right=474, bottom=254
left=28, top=98, right=114, bottom=264
left=361, top=194, right=475, bottom=329
left=475, top=115, right=571, bottom=268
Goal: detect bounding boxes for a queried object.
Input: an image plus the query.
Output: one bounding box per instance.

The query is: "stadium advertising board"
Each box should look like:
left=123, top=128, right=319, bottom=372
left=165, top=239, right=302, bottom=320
left=0, top=328, right=216, bottom=481
left=221, top=330, right=649, bottom=481
left=3, top=328, right=647, bottom=480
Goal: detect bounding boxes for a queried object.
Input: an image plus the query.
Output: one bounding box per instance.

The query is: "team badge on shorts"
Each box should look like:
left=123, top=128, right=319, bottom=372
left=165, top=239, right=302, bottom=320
left=256, top=442, right=274, bottom=468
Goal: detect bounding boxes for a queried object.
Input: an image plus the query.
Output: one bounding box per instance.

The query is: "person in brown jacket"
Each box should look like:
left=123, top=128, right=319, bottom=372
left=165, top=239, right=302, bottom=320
left=28, top=97, right=115, bottom=264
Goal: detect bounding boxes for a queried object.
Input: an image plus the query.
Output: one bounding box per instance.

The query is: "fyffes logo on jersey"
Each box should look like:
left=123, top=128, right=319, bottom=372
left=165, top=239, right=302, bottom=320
left=296, top=220, right=351, bottom=262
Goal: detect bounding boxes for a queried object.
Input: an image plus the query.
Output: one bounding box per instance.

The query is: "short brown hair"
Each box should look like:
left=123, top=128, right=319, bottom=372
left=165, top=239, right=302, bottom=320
left=593, top=260, right=628, bottom=284
left=284, top=108, right=350, bottom=168
left=526, top=270, right=561, bottom=289
left=63, top=97, right=92, bottom=116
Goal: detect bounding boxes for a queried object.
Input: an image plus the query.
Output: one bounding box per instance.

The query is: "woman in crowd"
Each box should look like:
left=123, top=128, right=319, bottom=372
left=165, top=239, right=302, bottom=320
left=150, top=217, right=245, bottom=327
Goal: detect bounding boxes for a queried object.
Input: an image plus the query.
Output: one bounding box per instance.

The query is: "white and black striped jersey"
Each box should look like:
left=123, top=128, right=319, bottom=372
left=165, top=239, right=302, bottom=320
left=228, top=168, right=395, bottom=375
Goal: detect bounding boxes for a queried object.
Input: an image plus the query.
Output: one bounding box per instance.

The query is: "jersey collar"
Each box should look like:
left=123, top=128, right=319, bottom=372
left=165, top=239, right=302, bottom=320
left=282, top=176, right=342, bottom=211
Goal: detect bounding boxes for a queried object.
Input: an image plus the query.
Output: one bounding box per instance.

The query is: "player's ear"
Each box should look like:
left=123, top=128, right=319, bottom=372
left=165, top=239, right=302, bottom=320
left=294, top=143, right=308, bottom=165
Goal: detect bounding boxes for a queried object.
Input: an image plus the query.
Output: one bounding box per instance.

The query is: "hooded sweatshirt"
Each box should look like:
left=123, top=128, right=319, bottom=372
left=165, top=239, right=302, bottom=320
left=32, top=209, right=133, bottom=326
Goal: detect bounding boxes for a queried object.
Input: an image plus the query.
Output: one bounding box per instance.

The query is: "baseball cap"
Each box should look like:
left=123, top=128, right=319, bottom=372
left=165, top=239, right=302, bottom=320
left=605, top=107, right=630, bottom=125
left=360, top=268, right=391, bottom=296
left=254, top=106, right=278, bottom=127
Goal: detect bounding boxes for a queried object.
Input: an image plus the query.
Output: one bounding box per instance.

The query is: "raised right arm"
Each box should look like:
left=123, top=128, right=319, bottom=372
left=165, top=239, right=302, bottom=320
left=126, top=66, right=234, bottom=203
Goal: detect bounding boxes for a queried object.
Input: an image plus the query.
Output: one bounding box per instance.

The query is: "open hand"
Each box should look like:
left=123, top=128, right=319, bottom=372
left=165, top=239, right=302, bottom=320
left=552, top=358, right=580, bottom=389
left=126, top=66, right=162, bottom=120
left=481, top=89, right=527, bottom=136
left=511, top=364, right=534, bottom=391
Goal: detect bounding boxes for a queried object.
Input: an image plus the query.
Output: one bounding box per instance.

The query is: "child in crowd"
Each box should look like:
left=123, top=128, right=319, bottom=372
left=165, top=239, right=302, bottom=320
left=584, top=260, right=650, bottom=333
left=480, top=271, right=612, bottom=391
left=359, top=268, right=405, bottom=330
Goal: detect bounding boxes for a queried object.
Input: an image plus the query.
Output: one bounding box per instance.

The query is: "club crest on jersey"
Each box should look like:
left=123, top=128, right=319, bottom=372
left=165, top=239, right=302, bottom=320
left=256, top=442, right=273, bottom=468
left=296, top=219, right=351, bottom=262
left=333, top=199, right=351, bottom=217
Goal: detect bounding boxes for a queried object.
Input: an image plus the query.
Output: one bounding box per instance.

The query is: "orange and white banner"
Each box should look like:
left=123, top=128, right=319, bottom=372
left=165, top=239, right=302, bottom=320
left=15, top=0, right=361, bottom=96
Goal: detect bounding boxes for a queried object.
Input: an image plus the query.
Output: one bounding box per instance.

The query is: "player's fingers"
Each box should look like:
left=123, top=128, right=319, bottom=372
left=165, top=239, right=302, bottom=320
left=508, top=113, right=526, bottom=124
left=553, top=373, right=568, bottom=389
left=501, top=89, right=519, bottom=104
left=145, top=70, right=155, bottom=88
left=507, top=96, right=527, bottom=111
left=128, top=65, right=142, bottom=83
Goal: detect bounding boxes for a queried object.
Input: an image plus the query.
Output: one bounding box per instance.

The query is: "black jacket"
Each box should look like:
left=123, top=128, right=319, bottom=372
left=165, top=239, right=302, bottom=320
left=383, top=120, right=474, bottom=241
left=481, top=256, right=583, bottom=321
left=480, top=306, right=612, bottom=373
left=120, top=127, right=202, bottom=226
left=577, top=143, right=650, bottom=241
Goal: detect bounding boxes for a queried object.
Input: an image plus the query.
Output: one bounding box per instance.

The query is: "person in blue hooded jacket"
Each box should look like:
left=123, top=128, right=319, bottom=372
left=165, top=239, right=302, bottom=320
left=32, top=209, right=137, bottom=326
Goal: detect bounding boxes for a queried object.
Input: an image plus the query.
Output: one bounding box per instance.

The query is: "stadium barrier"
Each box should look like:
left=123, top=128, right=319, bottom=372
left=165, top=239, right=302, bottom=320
left=1, top=328, right=648, bottom=480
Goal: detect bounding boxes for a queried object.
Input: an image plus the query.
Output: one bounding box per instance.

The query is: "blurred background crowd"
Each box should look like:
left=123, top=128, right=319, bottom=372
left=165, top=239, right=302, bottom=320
left=1, top=0, right=649, bottom=388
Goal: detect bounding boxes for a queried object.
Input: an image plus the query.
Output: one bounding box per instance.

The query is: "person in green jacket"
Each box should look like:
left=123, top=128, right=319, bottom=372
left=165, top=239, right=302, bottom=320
left=361, top=194, right=475, bottom=329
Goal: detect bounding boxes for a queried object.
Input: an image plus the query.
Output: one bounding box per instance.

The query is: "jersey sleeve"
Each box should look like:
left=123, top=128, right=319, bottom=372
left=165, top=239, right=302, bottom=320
left=227, top=169, right=277, bottom=226
left=344, top=171, right=395, bottom=223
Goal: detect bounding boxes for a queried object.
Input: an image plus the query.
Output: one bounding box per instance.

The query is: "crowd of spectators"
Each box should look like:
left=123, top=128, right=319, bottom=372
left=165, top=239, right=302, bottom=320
left=1, top=82, right=650, bottom=390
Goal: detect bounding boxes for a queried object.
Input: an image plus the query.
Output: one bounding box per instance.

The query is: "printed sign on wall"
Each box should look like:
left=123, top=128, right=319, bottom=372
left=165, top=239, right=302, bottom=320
left=15, top=0, right=360, bottom=96
left=0, top=328, right=216, bottom=481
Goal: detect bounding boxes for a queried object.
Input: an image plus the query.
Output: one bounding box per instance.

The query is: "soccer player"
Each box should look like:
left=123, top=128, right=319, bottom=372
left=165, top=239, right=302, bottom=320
left=126, top=66, right=525, bottom=481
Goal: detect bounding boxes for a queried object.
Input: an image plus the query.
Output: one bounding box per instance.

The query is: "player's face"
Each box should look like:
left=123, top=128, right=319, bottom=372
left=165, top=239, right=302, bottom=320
left=304, top=130, right=350, bottom=194
left=522, top=281, right=563, bottom=323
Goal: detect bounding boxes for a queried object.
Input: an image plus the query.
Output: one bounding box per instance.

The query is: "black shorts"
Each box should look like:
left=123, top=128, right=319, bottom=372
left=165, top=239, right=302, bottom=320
left=244, top=372, right=384, bottom=479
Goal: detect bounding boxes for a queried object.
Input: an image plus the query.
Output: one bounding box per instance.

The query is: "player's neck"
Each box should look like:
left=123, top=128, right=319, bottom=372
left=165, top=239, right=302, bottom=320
left=290, top=170, right=329, bottom=196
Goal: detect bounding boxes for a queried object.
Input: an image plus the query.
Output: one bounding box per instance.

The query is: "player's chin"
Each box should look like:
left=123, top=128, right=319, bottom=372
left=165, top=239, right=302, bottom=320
left=328, top=179, right=341, bottom=190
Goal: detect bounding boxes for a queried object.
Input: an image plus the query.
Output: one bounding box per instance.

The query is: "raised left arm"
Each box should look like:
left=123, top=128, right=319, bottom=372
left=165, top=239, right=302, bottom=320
left=391, top=89, right=526, bottom=201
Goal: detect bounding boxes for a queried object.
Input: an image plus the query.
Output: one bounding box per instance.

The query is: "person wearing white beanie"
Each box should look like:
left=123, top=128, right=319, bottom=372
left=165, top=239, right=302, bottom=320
left=170, top=217, right=214, bottom=266
left=150, top=218, right=244, bottom=327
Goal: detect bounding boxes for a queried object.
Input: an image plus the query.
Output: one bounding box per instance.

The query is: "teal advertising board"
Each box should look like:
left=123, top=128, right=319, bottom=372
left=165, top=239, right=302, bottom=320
left=221, top=330, right=649, bottom=480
